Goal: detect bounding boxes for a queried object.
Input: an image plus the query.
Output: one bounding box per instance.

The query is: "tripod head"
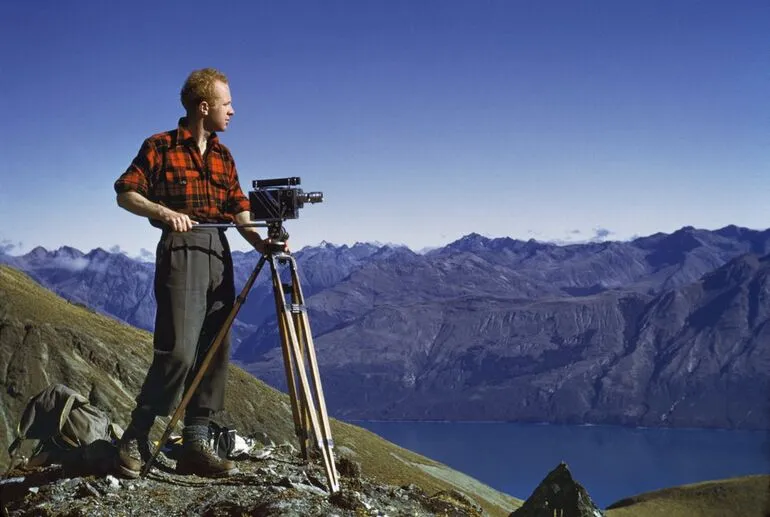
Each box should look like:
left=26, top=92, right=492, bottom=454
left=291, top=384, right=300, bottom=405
left=263, top=221, right=292, bottom=258
left=266, top=221, right=289, bottom=241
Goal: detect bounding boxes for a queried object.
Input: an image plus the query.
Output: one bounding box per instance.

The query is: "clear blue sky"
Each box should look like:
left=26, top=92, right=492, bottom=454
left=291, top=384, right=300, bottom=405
left=1, top=1, right=767, bottom=259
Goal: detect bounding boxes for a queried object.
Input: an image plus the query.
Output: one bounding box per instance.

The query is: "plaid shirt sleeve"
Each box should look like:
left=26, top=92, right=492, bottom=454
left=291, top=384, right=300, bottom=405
left=221, top=148, right=251, bottom=216
left=114, top=138, right=160, bottom=198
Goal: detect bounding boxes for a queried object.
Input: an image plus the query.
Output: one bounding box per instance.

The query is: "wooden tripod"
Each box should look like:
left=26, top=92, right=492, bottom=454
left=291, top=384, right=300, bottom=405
left=141, top=245, right=339, bottom=493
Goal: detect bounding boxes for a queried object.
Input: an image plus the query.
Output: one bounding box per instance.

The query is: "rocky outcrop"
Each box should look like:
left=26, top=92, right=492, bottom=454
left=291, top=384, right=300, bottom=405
left=510, top=462, right=604, bottom=517
left=1, top=443, right=485, bottom=517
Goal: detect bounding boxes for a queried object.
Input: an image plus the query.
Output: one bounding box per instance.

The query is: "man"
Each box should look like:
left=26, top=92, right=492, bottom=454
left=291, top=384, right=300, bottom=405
left=113, top=68, right=273, bottom=478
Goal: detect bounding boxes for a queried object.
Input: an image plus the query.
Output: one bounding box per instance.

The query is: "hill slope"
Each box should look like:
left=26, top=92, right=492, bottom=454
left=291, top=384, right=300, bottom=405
left=0, top=265, right=521, bottom=516
left=605, top=474, right=770, bottom=517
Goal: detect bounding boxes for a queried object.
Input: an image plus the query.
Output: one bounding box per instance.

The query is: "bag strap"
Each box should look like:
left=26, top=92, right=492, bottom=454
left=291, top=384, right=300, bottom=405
left=5, top=392, right=79, bottom=475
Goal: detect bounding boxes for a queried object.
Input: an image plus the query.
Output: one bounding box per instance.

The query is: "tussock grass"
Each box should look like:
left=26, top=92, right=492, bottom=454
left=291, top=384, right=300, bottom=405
left=0, top=265, right=521, bottom=516
left=605, top=474, right=770, bottom=517
left=0, top=266, right=153, bottom=349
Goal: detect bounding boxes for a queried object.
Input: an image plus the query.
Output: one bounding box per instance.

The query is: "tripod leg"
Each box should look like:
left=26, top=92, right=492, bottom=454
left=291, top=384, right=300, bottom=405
left=288, top=263, right=340, bottom=490
left=271, top=263, right=307, bottom=458
left=297, top=315, right=339, bottom=488
left=290, top=293, right=313, bottom=458
left=283, top=318, right=340, bottom=492
left=141, top=256, right=268, bottom=478
left=270, top=254, right=340, bottom=493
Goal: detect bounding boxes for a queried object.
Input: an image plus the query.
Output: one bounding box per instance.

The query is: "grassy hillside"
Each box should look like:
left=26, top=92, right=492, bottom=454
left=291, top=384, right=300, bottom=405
left=0, top=265, right=521, bottom=516
left=605, top=474, right=770, bottom=517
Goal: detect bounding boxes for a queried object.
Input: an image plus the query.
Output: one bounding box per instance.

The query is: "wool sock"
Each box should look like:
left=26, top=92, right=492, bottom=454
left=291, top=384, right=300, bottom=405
left=182, top=424, right=209, bottom=445
left=183, top=408, right=212, bottom=444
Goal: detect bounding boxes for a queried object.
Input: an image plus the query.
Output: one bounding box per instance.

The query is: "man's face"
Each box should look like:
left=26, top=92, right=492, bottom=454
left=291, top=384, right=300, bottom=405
left=202, top=80, right=234, bottom=132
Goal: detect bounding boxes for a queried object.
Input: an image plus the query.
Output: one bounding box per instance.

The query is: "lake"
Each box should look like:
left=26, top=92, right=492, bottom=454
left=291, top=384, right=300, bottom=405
left=353, top=420, right=770, bottom=508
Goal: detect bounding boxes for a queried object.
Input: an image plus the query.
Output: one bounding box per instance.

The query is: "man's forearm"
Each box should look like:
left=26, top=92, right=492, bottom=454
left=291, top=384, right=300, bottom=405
left=234, top=211, right=263, bottom=247
left=117, top=191, right=165, bottom=220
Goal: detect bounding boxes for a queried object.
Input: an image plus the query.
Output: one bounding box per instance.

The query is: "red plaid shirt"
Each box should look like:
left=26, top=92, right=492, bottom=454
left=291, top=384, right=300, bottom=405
left=115, top=118, right=250, bottom=224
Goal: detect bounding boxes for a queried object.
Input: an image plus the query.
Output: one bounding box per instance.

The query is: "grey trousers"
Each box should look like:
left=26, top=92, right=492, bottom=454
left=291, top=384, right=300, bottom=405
left=135, top=228, right=234, bottom=417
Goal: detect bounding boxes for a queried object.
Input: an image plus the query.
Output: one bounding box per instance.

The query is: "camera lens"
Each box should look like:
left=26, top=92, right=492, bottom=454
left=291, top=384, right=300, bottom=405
left=304, top=192, right=323, bottom=204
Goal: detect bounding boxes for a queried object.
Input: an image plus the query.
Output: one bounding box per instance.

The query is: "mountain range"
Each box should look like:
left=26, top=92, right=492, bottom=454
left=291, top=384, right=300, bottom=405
left=2, top=225, right=768, bottom=429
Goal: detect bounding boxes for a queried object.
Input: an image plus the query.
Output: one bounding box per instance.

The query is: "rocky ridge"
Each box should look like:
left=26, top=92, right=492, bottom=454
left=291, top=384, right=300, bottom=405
left=510, top=462, right=604, bottom=517
left=1, top=442, right=487, bottom=517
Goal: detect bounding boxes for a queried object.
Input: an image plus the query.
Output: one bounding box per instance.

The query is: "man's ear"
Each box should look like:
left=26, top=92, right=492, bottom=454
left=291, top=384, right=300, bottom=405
left=199, top=100, right=209, bottom=116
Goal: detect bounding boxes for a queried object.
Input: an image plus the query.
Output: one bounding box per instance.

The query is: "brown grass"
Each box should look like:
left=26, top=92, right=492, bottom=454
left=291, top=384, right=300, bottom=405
left=0, top=265, right=153, bottom=349
left=0, top=265, right=521, bottom=516
left=606, top=474, right=770, bottom=517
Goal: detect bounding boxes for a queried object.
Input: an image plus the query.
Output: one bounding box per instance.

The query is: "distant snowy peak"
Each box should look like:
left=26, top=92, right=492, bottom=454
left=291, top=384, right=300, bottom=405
left=443, top=232, right=490, bottom=252
left=370, top=244, right=418, bottom=261
left=26, top=246, right=50, bottom=260
left=439, top=233, right=550, bottom=255
left=51, top=246, right=85, bottom=259
left=299, top=240, right=397, bottom=255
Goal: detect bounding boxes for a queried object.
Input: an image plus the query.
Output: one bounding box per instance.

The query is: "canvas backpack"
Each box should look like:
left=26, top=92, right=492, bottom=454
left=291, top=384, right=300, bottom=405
left=209, top=421, right=238, bottom=459
left=7, top=383, right=122, bottom=468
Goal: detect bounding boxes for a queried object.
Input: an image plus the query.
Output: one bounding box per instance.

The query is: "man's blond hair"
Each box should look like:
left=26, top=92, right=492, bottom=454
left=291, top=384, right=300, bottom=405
left=180, top=68, right=229, bottom=113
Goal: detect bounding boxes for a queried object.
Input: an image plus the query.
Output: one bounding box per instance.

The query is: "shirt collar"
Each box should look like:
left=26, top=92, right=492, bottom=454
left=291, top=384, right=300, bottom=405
left=174, top=117, right=220, bottom=150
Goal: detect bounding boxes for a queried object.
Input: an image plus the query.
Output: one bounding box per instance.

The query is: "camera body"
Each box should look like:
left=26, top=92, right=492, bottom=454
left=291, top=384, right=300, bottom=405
left=248, top=177, right=323, bottom=222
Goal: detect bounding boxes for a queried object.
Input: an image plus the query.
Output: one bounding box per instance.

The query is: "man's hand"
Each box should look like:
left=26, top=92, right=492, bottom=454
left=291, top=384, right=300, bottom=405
left=158, top=206, right=196, bottom=232
left=254, top=237, right=290, bottom=256
left=233, top=211, right=289, bottom=255
left=116, top=191, right=196, bottom=231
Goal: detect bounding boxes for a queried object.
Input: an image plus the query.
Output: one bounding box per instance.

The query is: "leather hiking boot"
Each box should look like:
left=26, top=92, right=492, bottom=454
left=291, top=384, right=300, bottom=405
left=115, top=434, right=151, bottom=479
left=175, top=440, right=238, bottom=478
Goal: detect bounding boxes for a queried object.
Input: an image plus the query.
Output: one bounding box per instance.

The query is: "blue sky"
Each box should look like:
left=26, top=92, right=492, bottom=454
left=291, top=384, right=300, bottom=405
left=1, top=1, right=767, bottom=259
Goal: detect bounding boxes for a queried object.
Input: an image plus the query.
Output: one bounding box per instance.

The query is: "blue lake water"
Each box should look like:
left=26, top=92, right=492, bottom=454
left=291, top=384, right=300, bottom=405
left=353, top=421, right=770, bottom=508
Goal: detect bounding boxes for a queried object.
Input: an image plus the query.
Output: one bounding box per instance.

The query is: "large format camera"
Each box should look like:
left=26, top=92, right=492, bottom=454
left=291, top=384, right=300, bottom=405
left=249, top=177, right=323, bottom=222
